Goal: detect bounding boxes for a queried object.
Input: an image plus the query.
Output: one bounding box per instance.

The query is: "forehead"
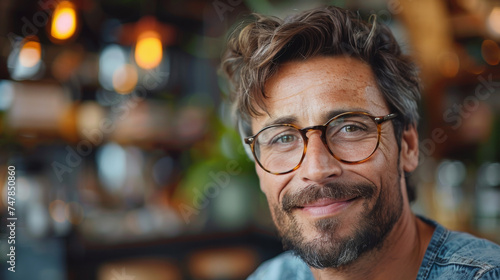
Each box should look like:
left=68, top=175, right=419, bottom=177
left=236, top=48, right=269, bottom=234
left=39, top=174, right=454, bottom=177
left=253, top=56, right=388, bottom=129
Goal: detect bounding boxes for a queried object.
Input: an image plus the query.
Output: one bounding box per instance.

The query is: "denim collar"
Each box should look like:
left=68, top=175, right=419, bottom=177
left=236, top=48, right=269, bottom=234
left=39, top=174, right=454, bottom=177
left=416, top=215, right=449, bottom=279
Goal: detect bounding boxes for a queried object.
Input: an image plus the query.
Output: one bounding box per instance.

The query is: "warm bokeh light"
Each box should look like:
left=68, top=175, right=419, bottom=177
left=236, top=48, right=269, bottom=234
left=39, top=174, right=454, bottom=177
left=51, top=1, right=77, bottom=41
left=135, top=31, right=163, bottom=69
left=8, top=37, right=44, bottom=80
left=19, top=40, right=41, bottom=68
left=489, top=7, right=500, bottom=36
left=481, top=39, right=500, bottom=65
left=112, top=64, right=138, bottom=94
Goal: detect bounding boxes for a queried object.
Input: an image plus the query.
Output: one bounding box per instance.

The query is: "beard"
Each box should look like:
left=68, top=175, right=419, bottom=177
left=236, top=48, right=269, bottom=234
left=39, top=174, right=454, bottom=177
left=273, top=176, right=403, bottom=269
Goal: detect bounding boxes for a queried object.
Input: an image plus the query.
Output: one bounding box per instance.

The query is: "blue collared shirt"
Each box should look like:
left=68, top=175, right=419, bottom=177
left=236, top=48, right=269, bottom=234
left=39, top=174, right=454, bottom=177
left=247, top=217, right=500, bottom=279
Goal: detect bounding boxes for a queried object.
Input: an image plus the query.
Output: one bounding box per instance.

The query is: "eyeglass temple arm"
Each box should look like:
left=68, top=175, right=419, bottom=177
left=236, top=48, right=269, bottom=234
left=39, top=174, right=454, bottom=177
left=375, top=113, right=398, bottom=124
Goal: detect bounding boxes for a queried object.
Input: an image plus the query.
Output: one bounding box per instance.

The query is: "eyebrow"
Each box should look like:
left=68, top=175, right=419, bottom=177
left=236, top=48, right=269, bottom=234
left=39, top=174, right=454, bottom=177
left=262, top=108, right=370, bottom=128
left=263, top=116, right=298, bottom=127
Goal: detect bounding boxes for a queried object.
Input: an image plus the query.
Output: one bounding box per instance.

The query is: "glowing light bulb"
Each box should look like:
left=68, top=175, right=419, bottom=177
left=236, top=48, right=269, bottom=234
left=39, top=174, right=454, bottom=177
left=135, top=31, right=163, bottom=69
left=19, top=40, right=41, bottom=68
left=51, top=1, right=77, bottom=41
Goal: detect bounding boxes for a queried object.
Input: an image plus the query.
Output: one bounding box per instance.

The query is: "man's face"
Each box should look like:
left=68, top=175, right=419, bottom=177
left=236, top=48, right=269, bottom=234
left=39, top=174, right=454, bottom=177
left=251, top=56, right=409, bottom=269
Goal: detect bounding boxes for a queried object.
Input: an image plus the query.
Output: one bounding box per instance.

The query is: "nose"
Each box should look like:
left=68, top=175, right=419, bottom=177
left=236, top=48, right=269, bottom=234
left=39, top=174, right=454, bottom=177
left=298, top=130, right=343, bottom=183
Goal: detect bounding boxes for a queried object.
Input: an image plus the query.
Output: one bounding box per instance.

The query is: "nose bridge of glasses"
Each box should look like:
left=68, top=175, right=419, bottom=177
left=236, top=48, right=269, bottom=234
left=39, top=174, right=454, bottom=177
left=300, top=125, right=327, bottom=138
left=300, top=125, right=331, bottom=152
left=298, top=124, right=339, bottom=176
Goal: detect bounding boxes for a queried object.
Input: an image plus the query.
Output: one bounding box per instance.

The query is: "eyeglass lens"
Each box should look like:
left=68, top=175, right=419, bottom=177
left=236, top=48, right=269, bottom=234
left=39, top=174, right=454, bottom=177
left=253, top=113, right=379, bottom=174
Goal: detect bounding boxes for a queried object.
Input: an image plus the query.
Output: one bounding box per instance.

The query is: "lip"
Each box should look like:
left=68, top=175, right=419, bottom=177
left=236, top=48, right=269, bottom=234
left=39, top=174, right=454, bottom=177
left=299, top=197, right=358, bottom=217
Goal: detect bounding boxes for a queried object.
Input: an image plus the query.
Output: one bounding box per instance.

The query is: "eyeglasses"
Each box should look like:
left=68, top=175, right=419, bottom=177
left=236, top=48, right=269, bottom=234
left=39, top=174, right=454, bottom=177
left=244, top=112, right=398, bottom=175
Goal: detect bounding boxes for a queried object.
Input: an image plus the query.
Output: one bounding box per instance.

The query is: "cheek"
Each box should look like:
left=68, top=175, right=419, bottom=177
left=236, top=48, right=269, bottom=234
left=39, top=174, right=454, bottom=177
left=378, top=136, right=401, bottom=177
left=256, top=165, right=278, bottom=203
left=370, top=130, right=400, bottom=171
left=256, top=164, right=290, bottom=205
left=256, top=170, right=284, bottom=225
left=369, top=147, right=402, bottom=199
left=256, top=164, right=268, bottom=191
left=347, top=136, right=400, bottom=191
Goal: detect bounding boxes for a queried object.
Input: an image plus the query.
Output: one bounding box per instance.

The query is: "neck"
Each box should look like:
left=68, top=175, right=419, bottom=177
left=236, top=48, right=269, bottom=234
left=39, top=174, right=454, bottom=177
left=309, top=211, right=435, bottom=280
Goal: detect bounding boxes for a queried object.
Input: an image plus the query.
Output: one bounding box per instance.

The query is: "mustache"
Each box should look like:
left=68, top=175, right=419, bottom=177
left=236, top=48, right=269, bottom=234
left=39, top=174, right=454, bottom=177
left=282, top=182, right=376, bottom=213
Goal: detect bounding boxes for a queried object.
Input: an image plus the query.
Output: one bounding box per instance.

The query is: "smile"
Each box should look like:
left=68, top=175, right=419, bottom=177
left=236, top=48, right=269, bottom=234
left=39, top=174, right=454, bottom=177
left=298, top=197, right=359, bottom=217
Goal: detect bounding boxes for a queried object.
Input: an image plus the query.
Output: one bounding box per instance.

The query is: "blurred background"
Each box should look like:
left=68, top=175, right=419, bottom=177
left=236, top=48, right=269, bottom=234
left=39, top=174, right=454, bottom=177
left=0, top=0, right=499, bottom=279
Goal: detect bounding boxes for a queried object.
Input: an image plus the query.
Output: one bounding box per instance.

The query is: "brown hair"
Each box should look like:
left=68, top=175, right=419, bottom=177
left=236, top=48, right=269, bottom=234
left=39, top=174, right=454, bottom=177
left=221, top=6, right=421, bottom=202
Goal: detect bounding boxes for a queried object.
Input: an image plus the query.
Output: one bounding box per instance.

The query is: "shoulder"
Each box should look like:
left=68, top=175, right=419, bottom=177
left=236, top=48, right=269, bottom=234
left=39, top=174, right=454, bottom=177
left=419, top=216, right=500, bottom=280
left=247, top=251, right=314, bottom=280
left=438, top=230, right=500, bottom=265
left=440, top=230, right=500, bottom=279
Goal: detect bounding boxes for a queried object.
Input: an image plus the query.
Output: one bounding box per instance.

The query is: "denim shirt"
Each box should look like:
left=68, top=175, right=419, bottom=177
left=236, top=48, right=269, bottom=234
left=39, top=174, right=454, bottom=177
left=247, top=217, right=500, bottom=279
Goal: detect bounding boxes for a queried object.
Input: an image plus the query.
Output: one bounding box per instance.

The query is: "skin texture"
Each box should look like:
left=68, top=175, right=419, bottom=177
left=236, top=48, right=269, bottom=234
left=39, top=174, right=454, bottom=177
left=251, top=56, right=435, bottom=279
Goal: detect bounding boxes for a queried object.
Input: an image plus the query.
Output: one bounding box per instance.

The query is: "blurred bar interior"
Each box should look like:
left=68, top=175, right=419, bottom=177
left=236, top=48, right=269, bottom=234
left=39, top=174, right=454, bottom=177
left=0, top=0, right=499, bottom=279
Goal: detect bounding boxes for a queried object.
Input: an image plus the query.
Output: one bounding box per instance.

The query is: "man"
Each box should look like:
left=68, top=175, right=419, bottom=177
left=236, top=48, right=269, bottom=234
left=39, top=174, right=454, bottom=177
left=221, top=5, right=500, bottom=280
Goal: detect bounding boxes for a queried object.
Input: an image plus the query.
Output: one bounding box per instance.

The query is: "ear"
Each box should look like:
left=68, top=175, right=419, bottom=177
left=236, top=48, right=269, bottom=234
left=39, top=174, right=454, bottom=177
left=400, top=125, right=419, bottom=172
